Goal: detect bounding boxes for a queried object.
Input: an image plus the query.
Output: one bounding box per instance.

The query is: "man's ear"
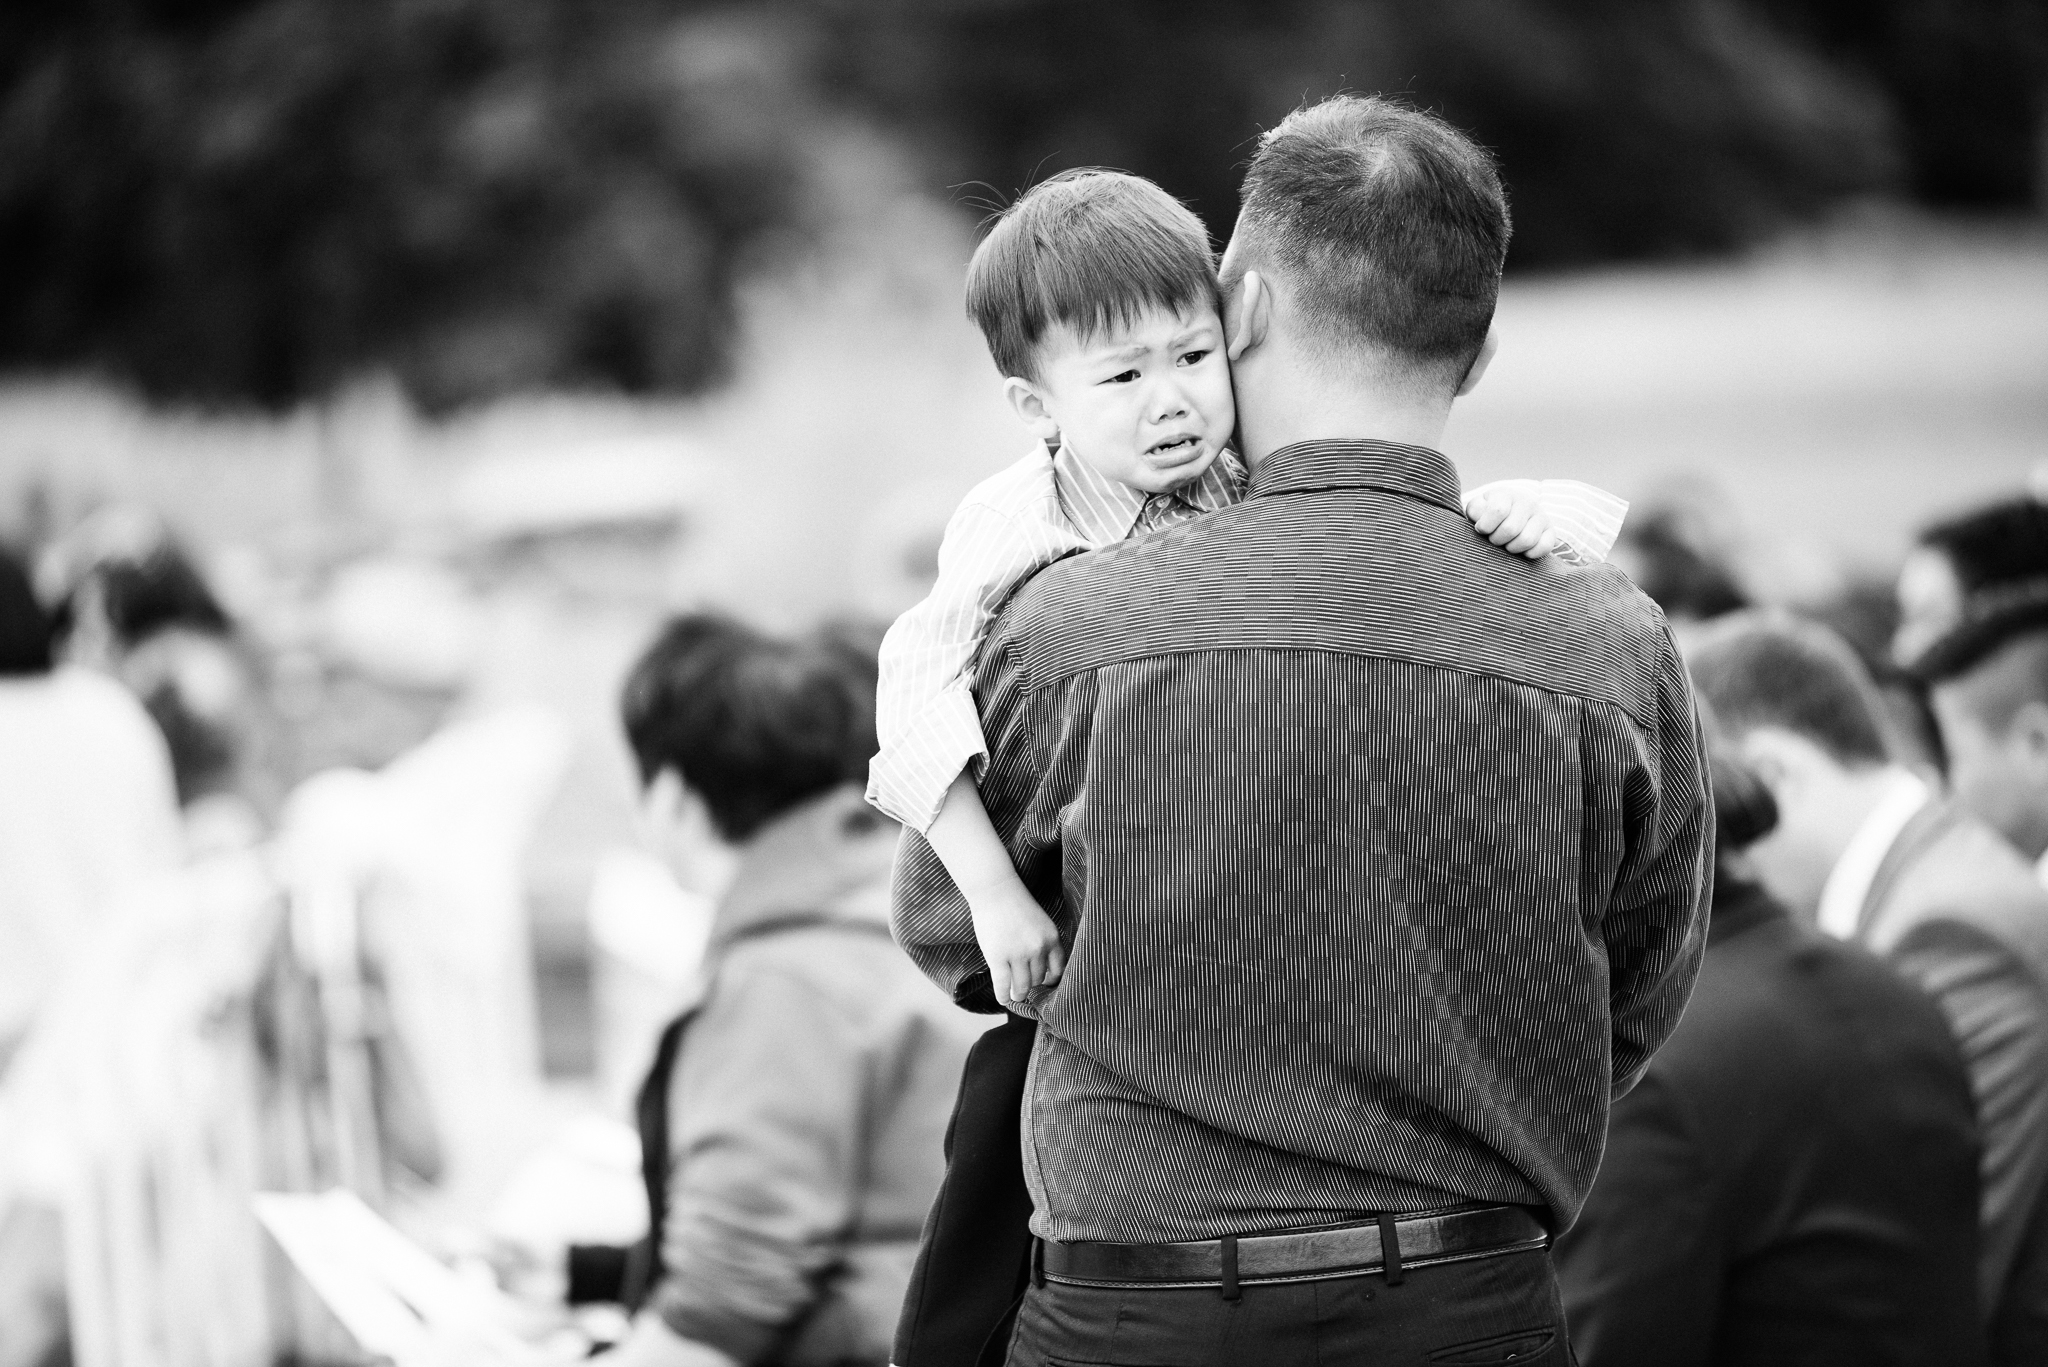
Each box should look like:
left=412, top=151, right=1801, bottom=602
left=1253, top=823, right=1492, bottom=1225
left=1225, top=270, right=1271, bottom=363
left=1455, top=328, right=1500, bottom=398
left=1003, top=377, right=1061, bottom=442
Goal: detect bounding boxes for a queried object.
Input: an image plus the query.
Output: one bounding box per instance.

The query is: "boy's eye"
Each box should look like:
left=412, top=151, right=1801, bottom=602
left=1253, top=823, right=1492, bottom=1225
left=1102, top=369, right=1140, bottom=385
left=1177, top=349, right=1211, bottom=367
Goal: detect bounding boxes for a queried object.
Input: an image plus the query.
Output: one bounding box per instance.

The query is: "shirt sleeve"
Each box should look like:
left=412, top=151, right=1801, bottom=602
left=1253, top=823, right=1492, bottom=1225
left=1534, top=479, right=1627, bottom=566
left=867, top=497, right=1082, bottom=833
left=1888, top=918, right=2048, bottom=1321
left=1551, top=1072, right=1720, bottom=1367
left=649, top=960, right=868, bottom=1364
left=1599, top=627, right=1714, bottom=1096
left=890, top=600, right=1067, bottom=1013
left=1463, top=478, right=1629, bottom=566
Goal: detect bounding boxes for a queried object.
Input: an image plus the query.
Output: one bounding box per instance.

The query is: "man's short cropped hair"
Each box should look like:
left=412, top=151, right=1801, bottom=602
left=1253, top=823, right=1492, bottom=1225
left=620, top=612, right=878, bottom=844
left=1225, top=94, right=1510, bottom=386
left=1685, top=610, right=1892, bottom=768
left=965, top=168, right=1217, bottom=382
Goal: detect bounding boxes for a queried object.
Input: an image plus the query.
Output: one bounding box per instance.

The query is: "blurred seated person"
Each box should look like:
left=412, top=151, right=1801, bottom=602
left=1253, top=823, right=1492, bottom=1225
left=1555, top=708, right=1984, bottom=1365
left=0, top=546, right=181, bottom=1074
left=1689, top=611, right=2048, bottom=1364
left=40, top=507, right=259, bottom=849
left=1895, top=494, right=2048, bottom=668
left=555, top=613, right=979, bottom=1367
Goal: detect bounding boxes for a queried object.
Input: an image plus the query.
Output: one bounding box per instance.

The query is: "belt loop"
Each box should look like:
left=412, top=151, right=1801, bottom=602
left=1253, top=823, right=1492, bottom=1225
left=1031, top=1236, right=1046, bottom=1289
left=1378, top=1215, right=1405, bottom=1286
left=1219, top=1234, right=1241, bottom=1302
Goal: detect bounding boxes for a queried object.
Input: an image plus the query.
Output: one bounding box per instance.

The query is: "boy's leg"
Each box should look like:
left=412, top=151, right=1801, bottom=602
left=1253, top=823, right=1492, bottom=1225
left=893, top=1012, right=1038, bottom=1367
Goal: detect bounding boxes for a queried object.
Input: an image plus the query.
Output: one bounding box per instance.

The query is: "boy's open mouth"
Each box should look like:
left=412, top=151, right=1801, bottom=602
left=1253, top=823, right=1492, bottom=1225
left=1146, top=434, right=1204, bottom=462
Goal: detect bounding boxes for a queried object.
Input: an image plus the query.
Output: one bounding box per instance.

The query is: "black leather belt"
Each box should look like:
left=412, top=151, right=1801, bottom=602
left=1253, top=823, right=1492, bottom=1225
left=1040, top=1205, right=1549, bottom=1290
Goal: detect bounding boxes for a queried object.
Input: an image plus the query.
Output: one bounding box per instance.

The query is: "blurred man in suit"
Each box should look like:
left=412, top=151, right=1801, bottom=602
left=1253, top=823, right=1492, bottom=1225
left=1690, top=611, right=2048, bottom=1364
left=1556, top=711, right=1984, bottom=1365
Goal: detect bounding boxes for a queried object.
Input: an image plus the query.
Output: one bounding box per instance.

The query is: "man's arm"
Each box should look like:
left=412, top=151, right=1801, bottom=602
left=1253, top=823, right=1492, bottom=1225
left=1599, top=633, right=1714, bottom=1095
left=1552, top=1073, right=1720, bottom=1367
left=1889, top=917, right=2048, bottom=1320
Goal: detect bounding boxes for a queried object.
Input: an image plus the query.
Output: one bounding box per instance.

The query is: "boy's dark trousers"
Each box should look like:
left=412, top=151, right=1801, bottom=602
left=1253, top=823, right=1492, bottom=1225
left=893, top=1011, right=1038, bottom=1367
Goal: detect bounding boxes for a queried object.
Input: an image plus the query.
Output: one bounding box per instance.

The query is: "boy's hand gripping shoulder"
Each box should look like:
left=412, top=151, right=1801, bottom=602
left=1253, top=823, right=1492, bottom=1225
left=1463, top=478, right=1628, bottom=565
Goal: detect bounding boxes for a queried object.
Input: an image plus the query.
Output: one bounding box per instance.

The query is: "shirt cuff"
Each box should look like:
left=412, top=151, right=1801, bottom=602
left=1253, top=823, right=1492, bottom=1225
left=865, top=690, right=990, bottom=833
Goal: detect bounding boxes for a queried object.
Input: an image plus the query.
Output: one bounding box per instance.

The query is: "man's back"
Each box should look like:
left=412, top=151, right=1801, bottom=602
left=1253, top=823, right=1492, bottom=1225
left=1558, top=884, right=1984, bottom=1367
left=897, top=440, right=1711, bottom=1244
left=1862, top=800, right=2048, bottom=1361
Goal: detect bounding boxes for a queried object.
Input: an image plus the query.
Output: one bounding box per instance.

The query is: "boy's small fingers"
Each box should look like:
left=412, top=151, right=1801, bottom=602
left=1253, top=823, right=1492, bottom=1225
left=1523, top=529, right=1559, bottom=560
left=1489, top=511, right=1532, bottom=546
left=1469, top=502, right=1504, bottom=534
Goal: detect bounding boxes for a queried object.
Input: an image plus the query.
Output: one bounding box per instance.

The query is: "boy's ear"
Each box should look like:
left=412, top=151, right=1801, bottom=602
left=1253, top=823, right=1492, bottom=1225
left=1455, top=327, right=1500, bottom=398
left=1002, top=377, right=1061, bottom=442
left=1225, top=270, right=1270, bottom=363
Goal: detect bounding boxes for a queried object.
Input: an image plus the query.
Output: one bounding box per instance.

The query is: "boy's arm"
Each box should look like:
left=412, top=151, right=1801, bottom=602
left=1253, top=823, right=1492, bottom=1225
left=869, top=494, right=1081, bottom=833
left=1465, top=478, right=1629, bottom=566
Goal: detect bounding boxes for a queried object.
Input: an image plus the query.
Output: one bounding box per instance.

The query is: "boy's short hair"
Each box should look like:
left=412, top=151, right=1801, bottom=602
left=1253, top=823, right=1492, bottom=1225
left=1225, top=95, right=1510, bottom=388
left=620, top=612, right=878, bottom=843
left=1685, top=610, right=1893, bottom=768
left=965, top=168, right=1217, bottom=382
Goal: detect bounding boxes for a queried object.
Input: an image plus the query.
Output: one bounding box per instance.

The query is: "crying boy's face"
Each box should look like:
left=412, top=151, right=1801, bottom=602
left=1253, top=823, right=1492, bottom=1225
left=1012, top=302, right=1235, bottom=495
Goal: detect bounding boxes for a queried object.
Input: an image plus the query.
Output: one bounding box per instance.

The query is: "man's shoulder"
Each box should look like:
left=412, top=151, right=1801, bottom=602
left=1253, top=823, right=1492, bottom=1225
left=990, top=487, right=1682, bottom=726
left=1884, top=808, right=2048, bottom=972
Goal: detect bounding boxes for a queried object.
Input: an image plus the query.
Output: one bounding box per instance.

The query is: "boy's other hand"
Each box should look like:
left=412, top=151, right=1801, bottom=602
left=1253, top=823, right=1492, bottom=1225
left=1464, top=479, right=1560, bottom=560
left=966, top=879, right=1067, bottom=1009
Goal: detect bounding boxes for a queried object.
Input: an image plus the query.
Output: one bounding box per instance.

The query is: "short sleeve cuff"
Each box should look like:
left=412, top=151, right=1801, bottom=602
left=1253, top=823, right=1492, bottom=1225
left=865, top=689, right=991, bottom=833
left=1536, top=480, right=1628, bottom=566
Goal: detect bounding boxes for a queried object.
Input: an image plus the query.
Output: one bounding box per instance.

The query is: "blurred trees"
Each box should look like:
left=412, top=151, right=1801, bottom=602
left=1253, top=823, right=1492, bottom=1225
left=0, top=0, right=818, bottom=411
left=821, top=0, right=2045, bottom=264
left=0, top=0, right=2042, bottom=411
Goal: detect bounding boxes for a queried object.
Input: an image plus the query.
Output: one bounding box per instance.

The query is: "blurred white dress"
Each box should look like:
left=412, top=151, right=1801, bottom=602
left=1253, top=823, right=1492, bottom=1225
left=0, top=667, right=181, bottom=1061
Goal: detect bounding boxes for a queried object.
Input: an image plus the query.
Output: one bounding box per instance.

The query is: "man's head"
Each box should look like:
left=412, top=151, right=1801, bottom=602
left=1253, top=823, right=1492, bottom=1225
left=1685, top=611, right=1896, bottom=913
left=1927, top=628, right=2048, bottom=863
left=620, top=612, right=880, bottom=895
left=1217, top=95, right=1510, bottom=453
left=966, top=169, right=1233, bottom=494
left=1896, top=496, right=2048, bottom=665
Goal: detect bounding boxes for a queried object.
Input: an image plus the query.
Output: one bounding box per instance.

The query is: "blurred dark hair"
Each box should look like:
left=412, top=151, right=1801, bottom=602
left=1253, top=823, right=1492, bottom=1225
left=1698, top=700, right=1777, bottom=854
left=0, top=547, right=55, bottom=676
left=1686, top=610, right=1892, bottom=767
left=965, top=168, right=1218, bottom=383
left=1224, top=95, right=1509, bottom=388
left=1919, top=496, right=2048, bottom=595
left=55, top=543, right=231, bottom=650
left=620, top=612, right=879, bottom=844
left=1617, top=510, right=1749, bottom=622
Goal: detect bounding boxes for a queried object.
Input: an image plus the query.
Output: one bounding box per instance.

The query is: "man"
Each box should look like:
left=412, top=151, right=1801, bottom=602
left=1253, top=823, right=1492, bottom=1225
left=893, top=95, right=1712, bottom=1365
left=1689, top=611, right=2048, bottom=1363
left=1556, top=716, right=1985, bottom=1365
left=584, top=614, right=980, bottom=1367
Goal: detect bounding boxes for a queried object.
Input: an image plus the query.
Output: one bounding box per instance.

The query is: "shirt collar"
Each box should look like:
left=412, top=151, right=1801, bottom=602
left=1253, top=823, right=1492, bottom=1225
left=1247, top=439, right=1464, bottom=513
left=1816, top=767, right=1932, bottom=940
left=1051, top=442, right=1248, bottom=549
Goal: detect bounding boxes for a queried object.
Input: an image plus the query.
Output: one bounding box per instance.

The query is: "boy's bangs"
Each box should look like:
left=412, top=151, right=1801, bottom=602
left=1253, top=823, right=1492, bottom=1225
left=1028, top=227, right=1217, bottom=350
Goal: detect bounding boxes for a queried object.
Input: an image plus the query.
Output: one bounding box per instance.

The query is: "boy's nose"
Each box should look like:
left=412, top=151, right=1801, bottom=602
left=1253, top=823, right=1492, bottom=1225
left=1149, top=383, right=1191, bottom=423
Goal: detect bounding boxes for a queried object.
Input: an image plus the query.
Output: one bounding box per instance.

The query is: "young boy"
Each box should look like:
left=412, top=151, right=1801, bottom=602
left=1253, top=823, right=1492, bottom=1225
left=869, top=168, right=1625, bottom=1011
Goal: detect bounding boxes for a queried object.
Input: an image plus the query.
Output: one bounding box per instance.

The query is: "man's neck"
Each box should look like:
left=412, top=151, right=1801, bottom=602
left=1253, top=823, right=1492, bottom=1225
left=1235, top=361, right=1455, bottom=469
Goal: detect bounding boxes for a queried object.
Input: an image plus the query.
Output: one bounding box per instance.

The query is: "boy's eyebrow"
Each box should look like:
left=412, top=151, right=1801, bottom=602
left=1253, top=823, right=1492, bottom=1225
left=1084, top=324, right=1219, bottom=363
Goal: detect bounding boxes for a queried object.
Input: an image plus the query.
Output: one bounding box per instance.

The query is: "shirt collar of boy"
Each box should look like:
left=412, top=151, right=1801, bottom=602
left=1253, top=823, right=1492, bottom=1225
left=1049, top=441, right=1247, bottom=549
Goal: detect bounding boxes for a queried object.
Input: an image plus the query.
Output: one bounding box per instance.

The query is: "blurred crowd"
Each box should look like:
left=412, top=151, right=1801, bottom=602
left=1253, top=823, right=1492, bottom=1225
left=2, top=470, right=2048, bottom=1366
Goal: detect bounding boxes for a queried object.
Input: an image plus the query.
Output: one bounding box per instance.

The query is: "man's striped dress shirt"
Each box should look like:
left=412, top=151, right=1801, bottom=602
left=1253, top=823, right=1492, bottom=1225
left=867, top=441, right=1627, bottom=833
left=889, top=439, right=1710, bottom=1245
